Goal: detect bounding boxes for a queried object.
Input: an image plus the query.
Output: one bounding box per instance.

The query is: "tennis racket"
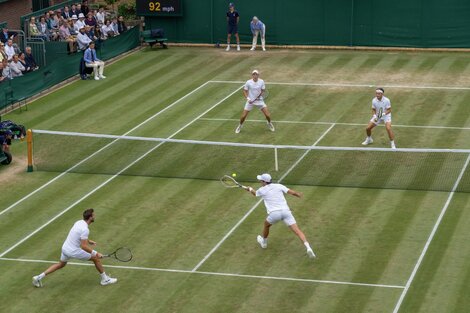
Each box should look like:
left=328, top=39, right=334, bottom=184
left=377, top=107, right=383, bottom=119
left=103, top=247, right=133, bottom=262
left=250, top=89, right=269, bottom=103
left=220, top=175, right=248, bottom=189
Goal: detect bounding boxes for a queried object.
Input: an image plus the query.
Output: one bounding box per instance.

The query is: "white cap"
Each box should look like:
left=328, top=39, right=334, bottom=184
left=257, top=173, right=272, bottom=182
left=71, top=15, right=78, bottom=19
left=252, top=69, right=259, bottom=74
left=78, top=13, right=85, bottom=18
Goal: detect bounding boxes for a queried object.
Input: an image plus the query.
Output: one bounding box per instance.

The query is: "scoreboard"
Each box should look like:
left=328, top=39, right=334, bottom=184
left=136, top=0, right=182, bottom=16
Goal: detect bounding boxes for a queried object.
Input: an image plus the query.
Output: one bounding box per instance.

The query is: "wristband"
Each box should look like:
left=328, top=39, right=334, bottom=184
left=248, top=187, right=254, bottom=192
left=91, top=250, right=97, bottom=256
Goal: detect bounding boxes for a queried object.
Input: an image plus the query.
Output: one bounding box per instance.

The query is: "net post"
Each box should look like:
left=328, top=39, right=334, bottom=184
left=26, top=129, right=33, bottom=172
left=274, top=147, right=279, bottom=171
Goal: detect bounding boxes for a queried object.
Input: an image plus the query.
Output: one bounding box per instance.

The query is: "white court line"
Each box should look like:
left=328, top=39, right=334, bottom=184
left=0, top=257, right=405, bottom=290
left=191, top=123, right=336, bottom=272
left=392, top=153, right=470, bottom=313
left=0, top=85, right=244, bottom=258
left=0, top=81, right=213, bottom=217
left=199, top=117, right=470, bottom=131
left=209, top=80, right=470, bottom=91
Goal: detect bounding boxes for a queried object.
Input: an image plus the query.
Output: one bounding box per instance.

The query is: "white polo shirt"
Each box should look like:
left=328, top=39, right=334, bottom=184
left=244, top=78, right=266, bottom=102
left=372, top=96, right=391, bottom=114
left=256, top=183, right=290, bottom=214
left=62, top=220, right=89, bottom=252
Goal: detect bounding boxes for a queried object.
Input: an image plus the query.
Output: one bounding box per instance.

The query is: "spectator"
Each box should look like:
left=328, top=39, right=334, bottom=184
left=71, top=15, right=81, bottom=33
left=110, top=17, right=120, bottom=36
left=71, top=4, right=80, bottom=17
left=0, top=61, right=6, bottom=83
left=76, top=13, right=86, bottom=30
left=101, top=20, right=115, bottom=39
left=4, top=39, right=16, bottom=61
left=85, top=25, right=97, bottom=41
left=77, top=4, right=83, bottom=14
left=1, top=59, right=11, bottom=79
left=225, top=2, right=240, bottom=51
left=18, top=52, right=31, bottom=74
left=24, top=46, right=39, bottom=70
left=117, top=16, right=127, bottom=33
left=84, top=41, right=105, bottom=80
left=77, top=26, right=92, bottom=50
left=0, top=42, right=7, bottom=62
left=96, top=7, right=106, bottom=25
left=1, top=27, right=17, bottom=44
left=81, top=0, right=90, bottom=16
left=85, top=12, right=97, bottom=38
left=59, top=21, right=77, bottom=53
left=48, top=12, right=60, bottom=41
left=62, top=6, right=72, bottom=19
left=250, top=16, right=266, bottom=51
left=38, top=16, right=51, bottom=41
left=9, top=54, right=25, bottom=78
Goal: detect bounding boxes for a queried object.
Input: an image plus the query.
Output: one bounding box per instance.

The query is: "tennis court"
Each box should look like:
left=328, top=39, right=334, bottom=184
left=1, top=47, right=469, bottom=313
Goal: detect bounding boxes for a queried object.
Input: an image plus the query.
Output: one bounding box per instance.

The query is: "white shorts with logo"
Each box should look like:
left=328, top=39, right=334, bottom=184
left=266, top=210, right=297, bottom=226
left=370, top=114, right=392, bottom=125
left=60, top=248, right=92, bottom=262
left=244, top=100, right=267, bottom=111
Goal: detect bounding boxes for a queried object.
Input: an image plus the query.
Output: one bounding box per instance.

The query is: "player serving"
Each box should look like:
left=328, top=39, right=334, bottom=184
left=32, top=209, right=117, bottom=287
left=361, top=88, right=396, bottom=149
left=235, top=70, right=275, bottom=134
left=244, top=173, right=316, bottom=259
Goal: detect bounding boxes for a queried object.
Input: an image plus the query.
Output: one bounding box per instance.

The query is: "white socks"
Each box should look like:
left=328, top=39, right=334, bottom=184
left=100, top=272, right=108, bottom=280
left=38, top=272, right=46, bottom=280
left=304, top=242, right=312, bottom=250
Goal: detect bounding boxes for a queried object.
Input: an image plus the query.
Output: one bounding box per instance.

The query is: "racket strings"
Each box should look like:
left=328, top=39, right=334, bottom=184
left=114, top=247, right=132, bottom=262
left=220, top=175, right=237, bottom=187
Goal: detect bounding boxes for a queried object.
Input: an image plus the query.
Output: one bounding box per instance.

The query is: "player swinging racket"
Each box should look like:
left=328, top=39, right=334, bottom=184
left=235, top=70, right=274, bottom=134
left=244, top=173, right=316, bottom=258
left=362, top=88, right=397, bottom=149
left=32, top=209, right=117, bottom=287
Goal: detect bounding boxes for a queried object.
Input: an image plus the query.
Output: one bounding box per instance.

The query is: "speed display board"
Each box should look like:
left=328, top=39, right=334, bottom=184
left=136, top=0, right=182, bottom=16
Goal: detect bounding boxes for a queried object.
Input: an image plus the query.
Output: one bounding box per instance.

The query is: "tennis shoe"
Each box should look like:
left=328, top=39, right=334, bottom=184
left=225, top=46, right=230, bottom=51
left=32, top=276, right=43, bottom=288
left=250, top=47, right=256, bottom=51
left=262, top=47, right=266, bottom=51
left=237, top=45, right=240, bottom=51
left=267, top=122, right=275, bottom=132
left=235, top=124, right=242, bottom=134
left=361, top=138, right=373, bottom=145
left=100, top=276, right=117, bottom=286
left=94, top=76, right=100, bottom=81
left=257, top=235, right=267, bottom=249
left=99, top=75, right=106, bottom=79
left=307, top=248, right=316, bottom=259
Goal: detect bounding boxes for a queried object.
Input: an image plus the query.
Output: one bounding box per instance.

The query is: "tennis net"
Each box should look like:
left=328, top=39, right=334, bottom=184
left=29, top=129, right=470, bottom=193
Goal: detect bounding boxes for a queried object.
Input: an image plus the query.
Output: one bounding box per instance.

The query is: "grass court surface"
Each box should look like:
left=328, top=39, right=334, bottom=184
left=1, top=47, right=470, bottom=313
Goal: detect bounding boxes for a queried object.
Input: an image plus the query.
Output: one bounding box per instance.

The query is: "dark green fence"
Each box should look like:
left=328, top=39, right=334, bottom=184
left=0, top=27, right=140, bottom=111
left=144, top=0, right=470, bottom=48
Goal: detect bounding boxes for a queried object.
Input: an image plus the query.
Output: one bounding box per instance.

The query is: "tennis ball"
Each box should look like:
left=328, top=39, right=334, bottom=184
left=232, top=173, right=237, bottom=177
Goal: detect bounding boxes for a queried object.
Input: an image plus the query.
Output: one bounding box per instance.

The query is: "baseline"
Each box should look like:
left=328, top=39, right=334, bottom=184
left=0, top=257, right=405, bottom=290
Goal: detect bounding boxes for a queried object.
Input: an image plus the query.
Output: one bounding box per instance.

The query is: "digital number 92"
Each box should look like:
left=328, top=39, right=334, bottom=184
left=149, top=2, right=161, bottom=11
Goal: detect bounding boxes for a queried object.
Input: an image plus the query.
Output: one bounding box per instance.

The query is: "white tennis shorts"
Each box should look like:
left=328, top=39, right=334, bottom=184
left=244, top=100, right=267, bottom=111
left=60, top=248, right=92, bottom=262
left=370, top=114, right=392, bottom=125
left=266, top=210, right=297, bottom=226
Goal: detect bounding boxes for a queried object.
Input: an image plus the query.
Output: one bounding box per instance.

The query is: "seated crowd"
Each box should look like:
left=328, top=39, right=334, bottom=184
left=27, top=0, right=128, bottom=54
left=1, top=1, right=130, bottom=83
left=1, top=35, right=39, bottom=83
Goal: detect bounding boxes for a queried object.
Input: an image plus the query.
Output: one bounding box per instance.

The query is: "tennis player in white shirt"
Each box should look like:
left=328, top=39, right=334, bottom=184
left=32, top=209, right=117, bottom=287
left=235, top=70, right=275, bottom=133
left=362, top=88, right=396, bottom=149
left=245, top=173, right=316, bottom=258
